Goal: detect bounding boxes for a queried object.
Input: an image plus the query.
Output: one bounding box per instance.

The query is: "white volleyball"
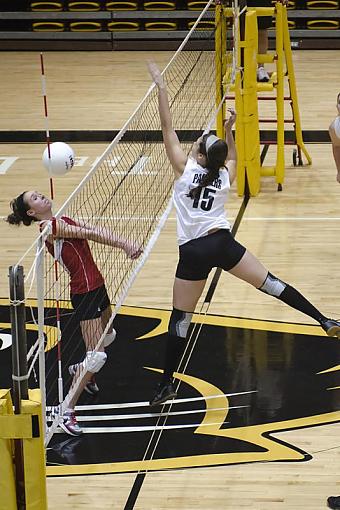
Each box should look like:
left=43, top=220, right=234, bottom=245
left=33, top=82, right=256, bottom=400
left=42, top=142, right=75, bottom=176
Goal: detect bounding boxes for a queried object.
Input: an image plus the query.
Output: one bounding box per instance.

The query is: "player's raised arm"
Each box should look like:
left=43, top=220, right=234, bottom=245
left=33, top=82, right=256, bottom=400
left=147, top=61, right=187, bottom=179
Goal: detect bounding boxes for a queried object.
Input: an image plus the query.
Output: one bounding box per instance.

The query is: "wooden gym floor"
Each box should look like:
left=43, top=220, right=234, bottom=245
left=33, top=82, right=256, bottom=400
left=0, top=50, right=339, bottom=509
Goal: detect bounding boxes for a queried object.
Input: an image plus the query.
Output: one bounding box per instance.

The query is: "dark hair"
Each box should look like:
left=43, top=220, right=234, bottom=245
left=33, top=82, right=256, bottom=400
left=6, top=192, right=36, bottom=226
left=188, top=134, right=228, bottom=199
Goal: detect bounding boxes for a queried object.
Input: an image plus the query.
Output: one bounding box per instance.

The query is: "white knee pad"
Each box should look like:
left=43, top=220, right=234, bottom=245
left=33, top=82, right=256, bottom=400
left=259, top=272, right=286, bottom=297
left=169, top=308, right=193, bottom=338
left=104, top=328, right=116, bottom=347
left=84, top=351, right=107, bottom=373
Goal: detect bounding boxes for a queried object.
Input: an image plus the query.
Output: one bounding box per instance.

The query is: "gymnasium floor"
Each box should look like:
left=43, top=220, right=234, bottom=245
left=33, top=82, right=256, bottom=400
left=0, top=50, right=339, bottom=509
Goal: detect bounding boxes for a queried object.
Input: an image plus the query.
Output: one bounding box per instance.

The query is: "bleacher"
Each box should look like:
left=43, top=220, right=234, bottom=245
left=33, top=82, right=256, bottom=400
left=0, top=0, right=339, bottom=50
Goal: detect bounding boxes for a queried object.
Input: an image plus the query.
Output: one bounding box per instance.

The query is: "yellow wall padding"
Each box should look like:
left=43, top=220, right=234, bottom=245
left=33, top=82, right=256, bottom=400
left=107, top=20, right=140, bottom=29
left=32, top=21, right=65, bottom=30
left=144, top=1, right=176, bottom=9
left=187, top=0, right=215, bottom=10
left=31, top=1, right=64, bottom=10
left=307, top=19, right=339, bottom=28
left=68, top=1, right=101, bottom=10
left=288, top=19, right=296, bottom=28
left=105, top=1, right=138, bottom=9
left=0, top=391, right=16, bottom=510
left=70, top=21, right=103, bottom=30
left=187, top=20, right=215, bottom=29
left=145, top=21, right=177, bottom=29
left=0, top=389, right=47, bottom=510
left=286, top=0, right=296, bottom=9
left=306, top=0, right=339, bottom=7
left=21, top=390, right=47, bottom=510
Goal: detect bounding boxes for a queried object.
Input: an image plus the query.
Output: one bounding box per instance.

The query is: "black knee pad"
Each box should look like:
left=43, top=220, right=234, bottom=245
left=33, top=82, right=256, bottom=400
left=168, top=308, right=193, bottom=338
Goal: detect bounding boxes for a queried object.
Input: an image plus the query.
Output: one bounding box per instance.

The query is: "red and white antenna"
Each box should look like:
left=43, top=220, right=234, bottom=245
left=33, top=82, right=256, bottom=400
left=40, top=52, right=54, bottom=200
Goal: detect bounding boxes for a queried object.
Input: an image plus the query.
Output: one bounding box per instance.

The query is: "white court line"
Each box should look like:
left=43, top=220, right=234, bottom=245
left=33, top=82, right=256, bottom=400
left=46, top=391, right=256, bottom=414
left=55, top=420, right=229, bottom=434
left=46, top=405, right=248, bottom=423
left=46, top=390, right=256, bottom=412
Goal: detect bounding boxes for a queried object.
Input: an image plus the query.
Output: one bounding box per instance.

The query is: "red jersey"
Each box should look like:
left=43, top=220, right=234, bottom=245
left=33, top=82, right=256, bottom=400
left=44, top=216, right=104, bottom=295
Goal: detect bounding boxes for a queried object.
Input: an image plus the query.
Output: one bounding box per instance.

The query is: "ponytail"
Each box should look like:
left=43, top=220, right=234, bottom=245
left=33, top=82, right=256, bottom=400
left=188, top=134, right=228, bottom=199
left=6, top=192, right=36, bottom=227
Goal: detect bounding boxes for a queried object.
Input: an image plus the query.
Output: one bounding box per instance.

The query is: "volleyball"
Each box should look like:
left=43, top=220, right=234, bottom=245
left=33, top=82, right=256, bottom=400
left=42, top=142, right=75, bottom=176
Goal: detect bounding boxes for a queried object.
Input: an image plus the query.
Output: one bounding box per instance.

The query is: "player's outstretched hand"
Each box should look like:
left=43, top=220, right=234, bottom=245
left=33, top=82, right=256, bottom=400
left=124, top=242, right=143, bottom=259
left=224, top=108, right=236, bottom=130
left=147, top=61, right=165, bottom=89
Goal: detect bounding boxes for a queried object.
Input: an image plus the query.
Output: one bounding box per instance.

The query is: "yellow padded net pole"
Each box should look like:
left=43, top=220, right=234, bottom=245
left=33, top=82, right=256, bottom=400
left=0, top=389, right=47, bottom=510
left=0, top=390, right=17, bottom=510
left=243, top=10, right=261, bottom=195
left=21, top=389, right=47, bottom=510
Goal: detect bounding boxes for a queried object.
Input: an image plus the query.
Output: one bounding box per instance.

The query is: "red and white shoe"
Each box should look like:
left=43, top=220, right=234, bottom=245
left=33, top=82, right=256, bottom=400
left=59, top=410, right=83, bottom=436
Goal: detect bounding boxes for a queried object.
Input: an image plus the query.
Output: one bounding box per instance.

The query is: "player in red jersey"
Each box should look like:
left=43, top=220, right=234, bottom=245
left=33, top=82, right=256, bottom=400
left=7, top=190, right=142, bottom=435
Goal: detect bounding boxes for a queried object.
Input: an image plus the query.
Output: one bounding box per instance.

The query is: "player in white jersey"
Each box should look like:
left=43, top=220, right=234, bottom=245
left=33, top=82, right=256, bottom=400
left=329, top=92, right=340, bottom=183
left=147, top=61, right=340, bottom=407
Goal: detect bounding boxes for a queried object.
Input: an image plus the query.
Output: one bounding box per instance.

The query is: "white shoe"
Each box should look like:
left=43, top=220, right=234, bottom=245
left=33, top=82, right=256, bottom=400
left=257, top=67, right=270, bottom=82
left=104, top=328, right=116, bottom=347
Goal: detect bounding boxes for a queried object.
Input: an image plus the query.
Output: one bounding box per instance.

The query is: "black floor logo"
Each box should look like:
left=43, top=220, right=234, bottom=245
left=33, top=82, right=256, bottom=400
left=1, top=302, right=339, bottom=476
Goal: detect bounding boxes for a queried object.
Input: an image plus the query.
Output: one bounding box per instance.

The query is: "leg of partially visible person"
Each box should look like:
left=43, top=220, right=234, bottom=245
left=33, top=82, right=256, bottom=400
left=257, top=28, right=270, bottom=82
left=79, top=315, right=107, bottom=395
left=329, top=120, right=340, bottom=182
left=62, top=315, right=107, bottom=435
left=149, top=277, right=207, bottom=406
left=246, top=0, right=272, bottom=82
left=229, top=250, right=340, bottom=335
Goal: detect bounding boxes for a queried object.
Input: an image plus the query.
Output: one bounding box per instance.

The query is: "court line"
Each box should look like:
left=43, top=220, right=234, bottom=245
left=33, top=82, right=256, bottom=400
left=47, top=405, right=249, bottom=423
left=47, top=390, right=257, bottom=412
left=55, top=420, right=229, bottom=434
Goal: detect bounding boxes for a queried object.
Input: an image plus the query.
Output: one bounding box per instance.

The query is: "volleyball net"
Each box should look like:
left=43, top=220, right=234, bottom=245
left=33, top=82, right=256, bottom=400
left=8, top=0, right=236, bottom=446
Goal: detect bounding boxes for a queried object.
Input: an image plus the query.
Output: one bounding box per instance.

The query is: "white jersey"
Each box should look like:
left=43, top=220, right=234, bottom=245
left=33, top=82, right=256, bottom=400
left=173, top=156, right=231, bottom=246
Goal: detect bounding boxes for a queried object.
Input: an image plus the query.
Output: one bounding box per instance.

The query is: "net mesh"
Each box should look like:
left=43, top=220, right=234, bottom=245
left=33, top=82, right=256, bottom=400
left=13, top=0, right=233, bottom=443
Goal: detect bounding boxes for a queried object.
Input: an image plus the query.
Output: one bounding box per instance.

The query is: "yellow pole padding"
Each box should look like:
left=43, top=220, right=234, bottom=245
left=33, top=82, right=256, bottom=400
left=0, top=390, right=16, bottom=510
left=21, top=389, right=47, bottom=510
left=243, top=10, right=261, bottom=195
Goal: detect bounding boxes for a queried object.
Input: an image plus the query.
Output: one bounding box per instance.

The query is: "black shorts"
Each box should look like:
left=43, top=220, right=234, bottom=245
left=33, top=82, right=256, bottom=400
left=247, top=0, right=273, bottom=29
left=176, top=229, right=246, bottom=281
left=71, top=284, right=111, bottom=321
